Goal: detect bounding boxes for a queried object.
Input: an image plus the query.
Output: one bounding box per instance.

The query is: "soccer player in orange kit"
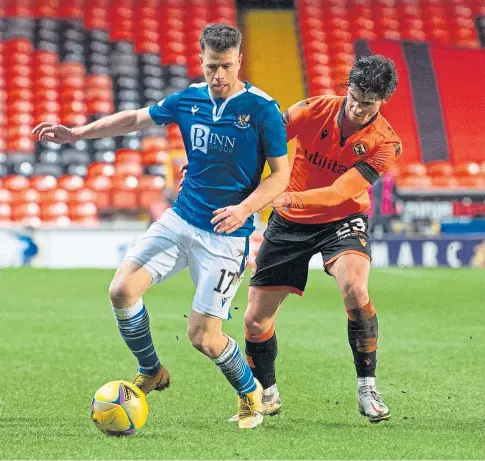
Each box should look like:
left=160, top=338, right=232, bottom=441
left=242, top=55, right=402, bottom=423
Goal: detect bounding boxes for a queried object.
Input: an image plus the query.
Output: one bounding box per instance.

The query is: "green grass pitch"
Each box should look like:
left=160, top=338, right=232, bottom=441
left=1, top=267, right=484, bottom=460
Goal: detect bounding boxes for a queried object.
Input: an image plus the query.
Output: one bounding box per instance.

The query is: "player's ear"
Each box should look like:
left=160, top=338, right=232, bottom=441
left=238, top=52, right=243, bottom=66
left=199, top=53, right=203, bottom=67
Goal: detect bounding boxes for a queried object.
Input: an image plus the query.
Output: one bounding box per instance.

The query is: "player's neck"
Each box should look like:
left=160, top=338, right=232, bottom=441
left=341, top=113, right=361, bottom=137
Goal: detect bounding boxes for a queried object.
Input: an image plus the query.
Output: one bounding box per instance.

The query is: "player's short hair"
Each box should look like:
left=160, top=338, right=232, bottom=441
left=348, top=55, right=398, bottom=100
left=200, top=23, right=242, bottom=53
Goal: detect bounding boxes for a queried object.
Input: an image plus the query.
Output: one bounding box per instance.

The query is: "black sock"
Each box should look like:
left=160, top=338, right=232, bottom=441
left=348, top=314, right=378, bottom=378
left=245, top=332, right=278, bottom=389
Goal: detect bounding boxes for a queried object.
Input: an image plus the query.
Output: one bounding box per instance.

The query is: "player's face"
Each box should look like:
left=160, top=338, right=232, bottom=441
left=200, top=47, right=242, bottom=99
left=346, top=87, right=386, bottom=125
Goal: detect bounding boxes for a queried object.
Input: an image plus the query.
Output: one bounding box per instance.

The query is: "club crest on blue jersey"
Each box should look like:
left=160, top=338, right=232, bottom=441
left=235, top=114, right=250, bottom=129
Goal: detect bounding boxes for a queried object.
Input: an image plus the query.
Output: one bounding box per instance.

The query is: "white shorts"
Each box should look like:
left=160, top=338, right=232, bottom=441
left=124, top=208, right=249, bottom=319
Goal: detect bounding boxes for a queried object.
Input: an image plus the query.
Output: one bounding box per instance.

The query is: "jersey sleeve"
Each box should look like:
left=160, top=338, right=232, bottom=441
left=354, top=140, right=403, bottom=185
left=258, top=102, right=288, bottom=158
left=148, top=91, right=183, bottom=126
left=283, top=99, right=312, bottom=141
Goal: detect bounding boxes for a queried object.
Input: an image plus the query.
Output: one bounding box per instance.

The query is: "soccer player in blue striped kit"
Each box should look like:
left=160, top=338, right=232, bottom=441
left=32, top=23, right=290, bottom=429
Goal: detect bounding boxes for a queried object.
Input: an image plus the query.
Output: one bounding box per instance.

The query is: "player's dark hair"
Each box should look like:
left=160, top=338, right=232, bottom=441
left=200, top=23, right=242, bottom=53
left=348, top=55, right=398, bottom=100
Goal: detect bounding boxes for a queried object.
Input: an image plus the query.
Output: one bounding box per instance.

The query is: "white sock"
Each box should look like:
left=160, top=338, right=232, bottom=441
left=264, top=383, right=278, bottom=395
left=358, top=377, right=376, bottom=389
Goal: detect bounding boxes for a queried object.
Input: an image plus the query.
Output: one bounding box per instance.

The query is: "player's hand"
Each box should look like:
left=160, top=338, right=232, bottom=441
left=270, top=193, right=292, bottom=209
left=178, top=163, right=188, bottom=192
left=32, top=122, right=77, bottom=144
left=211, top=204, right=251, bottom=234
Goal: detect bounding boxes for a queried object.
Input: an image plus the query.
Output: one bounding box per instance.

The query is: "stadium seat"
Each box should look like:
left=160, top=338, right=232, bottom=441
left=111, top=175, right=138, bottom=209
left=399, top=163, right=428, bottom=177
left=426, top=161, right=454, bottom=177
left=69, top=202, right=99, bottom=226
left=115, top=148, right=141, bottom=164
left=3, top=174, right=30, bottom=191
left=456, top=176, right=485, bottom=188
left=138, top=175, right=165, bottom=208
left=431, top=176, right=458, bottom=188
left=11, top=188, right=40, bottom=204
left=0, top=188, right=12, bottom=204
left=57, top=174, right=84, bottom=191
left=40, top=201, right=69, bottom=221
left=11, top=202, right=40, bottom=222
left=115, top=162, right=143, bottom=177
left=68, top=188, right=97, bottom=205
left=38, top=188, right=69, bottom=204
left=454, top=162, right=481, bottom=176
left=0, top=203, right=11, bottom=222
left=397, top=176, right=432, bottom=188
left=85, top=175, right=112, bottom=209
left=30, top=175, right=57, bottom=191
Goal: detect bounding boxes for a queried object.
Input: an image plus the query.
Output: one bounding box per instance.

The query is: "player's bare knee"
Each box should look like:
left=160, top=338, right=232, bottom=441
left=244, top=312, right=267, bottom=336
left=109, top=278, right=139, bottom=308
left=187, top=326, right=218, bottom=357
left=341, top=281, right=369, bottom=308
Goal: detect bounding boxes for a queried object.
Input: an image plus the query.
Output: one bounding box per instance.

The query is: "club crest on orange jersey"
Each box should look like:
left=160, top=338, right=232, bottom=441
left=353, top=141, right=368, bottom=156
left=235, top=114, right=250, bottom=129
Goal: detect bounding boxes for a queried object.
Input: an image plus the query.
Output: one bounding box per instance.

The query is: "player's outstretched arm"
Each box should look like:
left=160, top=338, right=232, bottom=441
left=211, top=155, right=290, bottom=234
left=32, top=107, right=157, bottom=144
left=273, top=167, right=371, bottom=209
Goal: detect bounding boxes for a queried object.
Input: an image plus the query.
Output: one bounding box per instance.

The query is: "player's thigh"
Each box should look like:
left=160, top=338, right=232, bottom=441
left=123, top=209, right=190, bottom=285
left=250, top=236, right=313, bottom=296
left=327, top=253, right=371, bottom=291
left=245, top=286, right=290, bottom=334
left=321, top=214, right=372, bottom=274
left=188, top=232, right=249, bottom=320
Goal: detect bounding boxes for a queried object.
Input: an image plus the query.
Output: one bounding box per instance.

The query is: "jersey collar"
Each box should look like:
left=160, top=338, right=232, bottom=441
left=337, top=97, right=379, bottom=146
left=207, top=81, right=249, bottom=122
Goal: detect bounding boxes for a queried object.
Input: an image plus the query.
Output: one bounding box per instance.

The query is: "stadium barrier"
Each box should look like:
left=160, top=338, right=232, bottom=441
left=1, top=228, right=483, bottom=269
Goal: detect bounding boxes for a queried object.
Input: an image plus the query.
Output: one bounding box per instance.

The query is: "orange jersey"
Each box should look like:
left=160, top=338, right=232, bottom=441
left=279, top=95, right=402, bottom=224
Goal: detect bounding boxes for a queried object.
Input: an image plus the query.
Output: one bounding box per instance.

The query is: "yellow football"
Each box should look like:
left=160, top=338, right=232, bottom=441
left=91, top=380, right=148, bottom=436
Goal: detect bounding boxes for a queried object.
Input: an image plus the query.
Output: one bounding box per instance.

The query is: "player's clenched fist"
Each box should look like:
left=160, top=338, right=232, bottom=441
left=32, top=122, right=77, bottom=144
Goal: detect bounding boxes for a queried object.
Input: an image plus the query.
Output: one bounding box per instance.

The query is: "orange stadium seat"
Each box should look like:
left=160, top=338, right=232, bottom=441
left=87, top=162, right=115, bottom=178
left=115, top=149, right=141, bottom=164
left=141, top=137, right=169, bottom=152
left=11, top=188, right=40, bottom=204
left=399, top=162, right=428, bottom=178
left=454, top=162, right=481, bottom=176
left=40, top=201, right=69, bottom=221
left=30, top=175, right=57, bottom=191
left=138, top=175, right=165, bottom=209
left=431, top=176, right=458, bottom=188
left=3, top=175, right=30, bottom=191
left=38, top=188, right=69, bottom=204
left=57, top=175, right=84, bottom=191
left=456, top=176, right=485, bottom=188
left=0, top=188, right=12, bottom=204
left=69, top=202, right=99, bottom=226
left=426, top=161, right=454, bottom=177
left=68, top=188, right=97, bottom=205
left=0, top=203, right=11, bottom=222
left=111, top=175, right=138, bottom=209
left=141, top=149, right=170, bottom=166
left=11, top=202, right=40, bottom=222
left=397, top=176, right=433, bottom=188
left=85, top=175, right=112, bottom=209
left=115, top=162, right=143, bottom=177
